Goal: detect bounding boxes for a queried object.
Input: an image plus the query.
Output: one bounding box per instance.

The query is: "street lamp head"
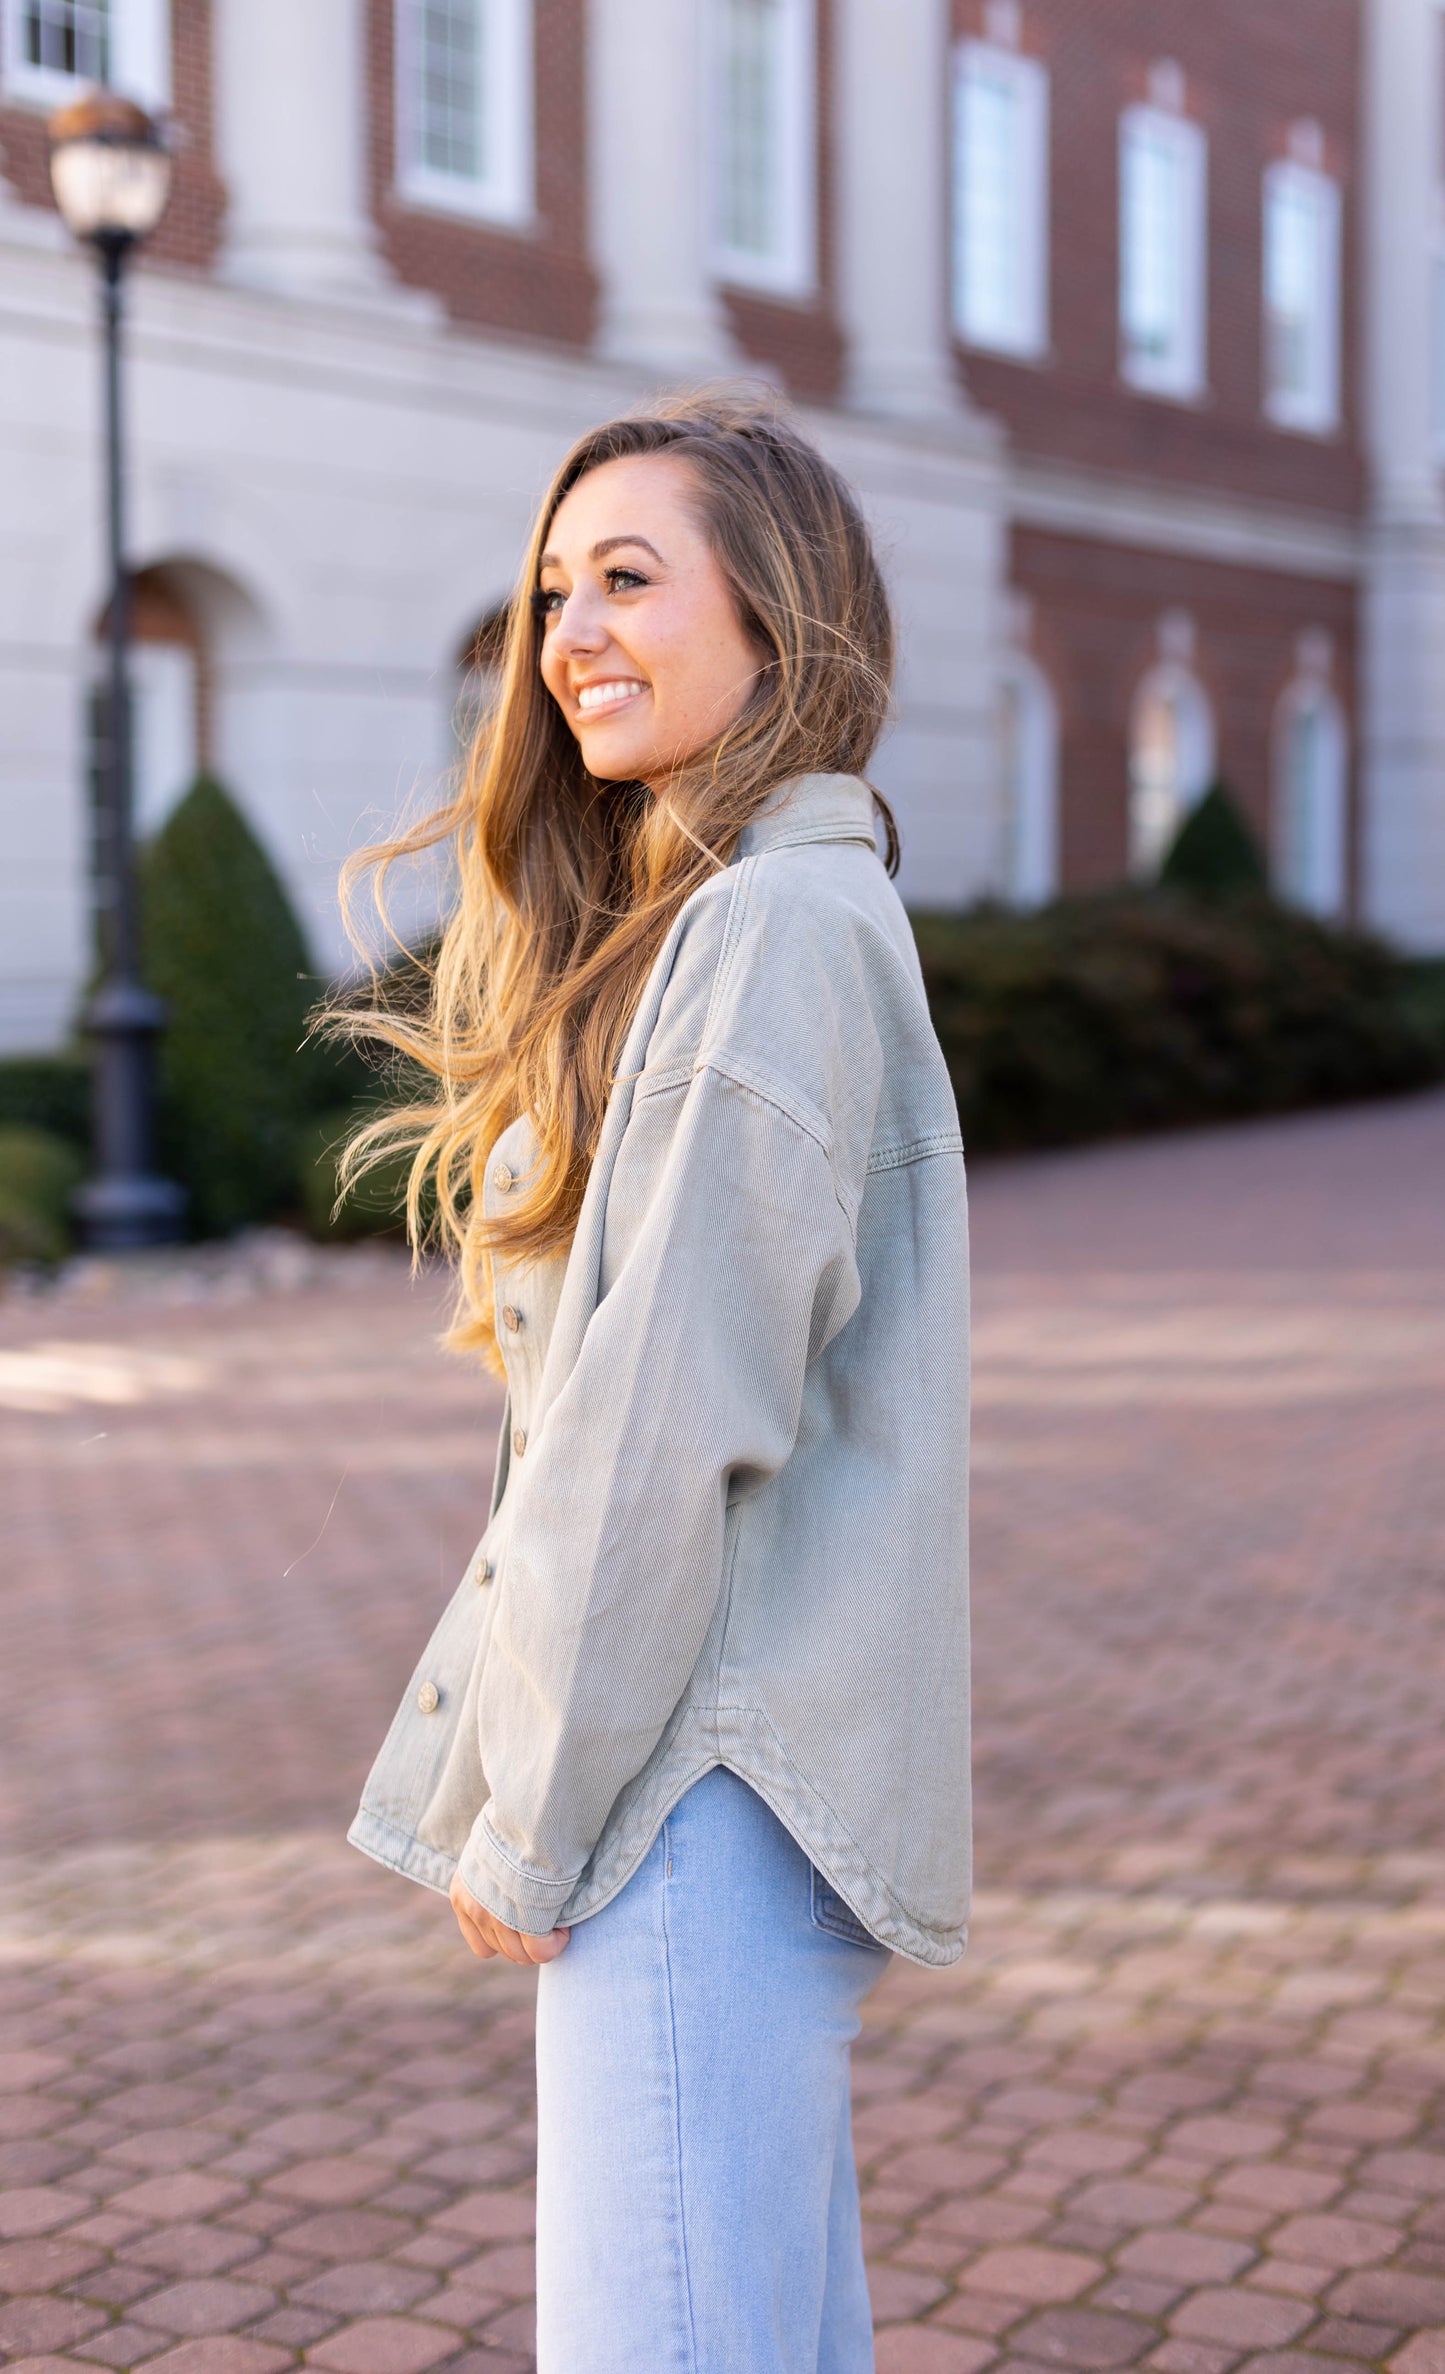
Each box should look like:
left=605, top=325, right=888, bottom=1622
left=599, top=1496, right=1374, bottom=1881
left=48, top=91, right=172, bottom=249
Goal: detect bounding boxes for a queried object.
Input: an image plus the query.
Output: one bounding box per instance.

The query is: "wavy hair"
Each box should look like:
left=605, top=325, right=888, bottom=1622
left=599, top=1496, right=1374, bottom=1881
left=327, top=390, right=898, bottom=1359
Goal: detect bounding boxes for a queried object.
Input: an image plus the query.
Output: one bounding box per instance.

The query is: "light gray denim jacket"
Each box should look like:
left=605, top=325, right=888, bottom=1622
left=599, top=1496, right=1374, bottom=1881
left=348, top=772, right=971, bottom=1967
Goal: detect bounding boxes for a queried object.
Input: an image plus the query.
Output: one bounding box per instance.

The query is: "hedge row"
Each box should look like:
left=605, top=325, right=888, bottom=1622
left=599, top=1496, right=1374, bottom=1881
left=913, top=893, right=1444, bottom=1154
left=1, top=778, right=1442, bottom=1261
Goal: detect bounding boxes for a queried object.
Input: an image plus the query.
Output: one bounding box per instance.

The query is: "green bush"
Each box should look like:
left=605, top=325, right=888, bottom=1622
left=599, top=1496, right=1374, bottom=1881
left=0, top=1055, right=89, bottom=1149
left=299, top=1104, right=419, bottom=1242
left=139, top=776, right=368, bottom=1236
left=0, top=1126, right=84, bottom=1263
left=913, top=891, right=1444, bottom=1155
left=1159, top=781, right=1268, bottom=899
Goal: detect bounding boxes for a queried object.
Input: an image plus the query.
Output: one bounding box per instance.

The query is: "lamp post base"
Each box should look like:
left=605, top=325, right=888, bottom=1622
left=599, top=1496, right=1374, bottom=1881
left=73, top=1171, right=189, bottom=1251
left=75, top=977, right=187, bottom=1251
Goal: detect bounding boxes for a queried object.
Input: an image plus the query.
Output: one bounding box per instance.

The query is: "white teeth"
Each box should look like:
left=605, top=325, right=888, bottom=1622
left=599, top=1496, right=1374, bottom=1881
left=576, top=679, right=644, bottom=712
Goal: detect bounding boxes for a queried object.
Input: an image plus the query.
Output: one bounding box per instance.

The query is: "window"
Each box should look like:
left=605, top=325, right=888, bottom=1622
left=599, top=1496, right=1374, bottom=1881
left=3, top=0, right=168, bottom=110
left=1263, top=161, right=1340, bottom=433
left=952, top=38, right=1049, bottom=358
left=1119, top=102, right=1207, bottom=398
left=1273, top=680, right=1346, bottom=916
left=710, top=0, right=816, bottom=295
left=998, top=657, right=1058, bottom=903
left=1128, top=665, right=1215, bottom=875
left=395, top=0, right=533, bottom=226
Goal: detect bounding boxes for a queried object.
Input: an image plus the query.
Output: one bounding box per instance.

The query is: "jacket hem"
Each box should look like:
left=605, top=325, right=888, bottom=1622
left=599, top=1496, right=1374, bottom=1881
left=350, top=1713, right=970, bottom=1970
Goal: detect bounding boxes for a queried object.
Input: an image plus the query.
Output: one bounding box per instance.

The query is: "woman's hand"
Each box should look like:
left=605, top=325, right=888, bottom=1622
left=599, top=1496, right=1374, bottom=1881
left=449, top=1870, right=570, bottom=1965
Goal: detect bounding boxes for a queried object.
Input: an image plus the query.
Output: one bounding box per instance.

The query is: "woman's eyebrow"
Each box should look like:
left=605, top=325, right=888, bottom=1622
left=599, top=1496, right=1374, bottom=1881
left=537, top=534, right=665, bottom=573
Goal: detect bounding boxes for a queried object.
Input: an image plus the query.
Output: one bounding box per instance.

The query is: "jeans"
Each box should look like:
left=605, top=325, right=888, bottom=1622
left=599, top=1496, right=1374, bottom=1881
left=534, top=1765, right=891, bottom=2372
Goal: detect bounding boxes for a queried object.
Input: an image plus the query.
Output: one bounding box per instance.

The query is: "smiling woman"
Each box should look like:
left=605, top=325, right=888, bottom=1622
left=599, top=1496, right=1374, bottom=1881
left=326, top=392, right=970, bottom=2372
left=533, top=457, right=767, bottom=787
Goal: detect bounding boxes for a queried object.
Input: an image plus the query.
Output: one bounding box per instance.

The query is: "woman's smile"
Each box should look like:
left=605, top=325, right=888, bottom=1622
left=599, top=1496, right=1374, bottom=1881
left=573, top=676, right=649, bottom=718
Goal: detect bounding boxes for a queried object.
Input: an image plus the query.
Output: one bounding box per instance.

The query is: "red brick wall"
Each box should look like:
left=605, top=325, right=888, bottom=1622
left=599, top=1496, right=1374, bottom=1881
left=365, top=0, right=596, bottom=348
left=954, top=0, right=1365, bottom=517
left=0, top=0, right=224, bottom=270
left=722, top=0, right=844, bottom=403
left=1011, top=527, right=1359, bottom=899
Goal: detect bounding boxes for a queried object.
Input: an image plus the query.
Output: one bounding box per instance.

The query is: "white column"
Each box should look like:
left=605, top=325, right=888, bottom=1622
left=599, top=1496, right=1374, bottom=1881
left=835, top=0, right=963, bottom=419
left=587, top=0, right=738, bottom=377
left=1360, top=0, right=1445, bottom=947
left=213, top=0, right=391, bottom=298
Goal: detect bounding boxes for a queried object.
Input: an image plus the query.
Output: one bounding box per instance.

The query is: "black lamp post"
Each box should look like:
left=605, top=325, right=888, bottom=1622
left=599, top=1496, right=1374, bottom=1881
left=49, top=91, right=186, bottom=1250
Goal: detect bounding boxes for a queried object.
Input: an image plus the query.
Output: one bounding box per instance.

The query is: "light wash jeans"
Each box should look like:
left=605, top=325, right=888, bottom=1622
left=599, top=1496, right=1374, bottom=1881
left=534, top=1765, right=891, bottom=2372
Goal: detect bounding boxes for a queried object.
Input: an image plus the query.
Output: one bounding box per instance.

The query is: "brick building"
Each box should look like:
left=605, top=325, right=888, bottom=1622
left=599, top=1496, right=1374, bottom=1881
left=0, top=0, right=1441, bottom=1051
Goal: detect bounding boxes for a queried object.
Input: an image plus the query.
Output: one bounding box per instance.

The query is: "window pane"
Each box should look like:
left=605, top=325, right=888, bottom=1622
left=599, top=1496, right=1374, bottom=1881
left=960, top=62, right=1023, bottom=345
left=22, top=0, right=110, bottom=80
left=416, top=0, right=485, bottom=182
left=1122, top=120, right=1183, bottom=366
left=1265, top=175, right=1318, bottom=405
left=720, top=0, right=783, bottom=259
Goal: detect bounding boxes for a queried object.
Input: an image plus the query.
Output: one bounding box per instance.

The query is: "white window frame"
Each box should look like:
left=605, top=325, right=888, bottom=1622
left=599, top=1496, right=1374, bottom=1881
left=1263, top=159, right=1341, bottom=435
left=1272, top=679, right=1347, bottom=917
left=1119, top=102, right=1208, bottom=401
left=2, top=0, right=169, bottom=112
left=1128, top=662, right=1215, bottom=876
left=394, top=0, right=534, bottom=229
left=998, top=655, right=1059, bottom=904
left=709, top=0, right=817, bottom=299
left=952, top=37, right=1049, bottom=360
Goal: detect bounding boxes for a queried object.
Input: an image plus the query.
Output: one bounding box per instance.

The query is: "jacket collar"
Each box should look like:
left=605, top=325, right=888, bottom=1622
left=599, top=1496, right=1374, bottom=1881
left=734, top=771, right=881, bottom=860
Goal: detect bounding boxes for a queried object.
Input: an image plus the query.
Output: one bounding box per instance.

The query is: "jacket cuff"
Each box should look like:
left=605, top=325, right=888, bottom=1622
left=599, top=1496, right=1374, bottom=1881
left=455, top=1815, right=579, bottom=1935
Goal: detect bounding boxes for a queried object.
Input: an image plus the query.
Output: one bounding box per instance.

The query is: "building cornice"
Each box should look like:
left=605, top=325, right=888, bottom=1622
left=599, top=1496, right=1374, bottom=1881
left=1010, top=454, right=1363, bottom=582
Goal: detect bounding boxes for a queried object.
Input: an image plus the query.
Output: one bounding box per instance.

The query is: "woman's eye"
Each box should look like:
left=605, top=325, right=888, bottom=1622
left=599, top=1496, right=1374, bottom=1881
left=604, top=567, right=648, bottom=593
left=530, top=588, right=565, bottom=620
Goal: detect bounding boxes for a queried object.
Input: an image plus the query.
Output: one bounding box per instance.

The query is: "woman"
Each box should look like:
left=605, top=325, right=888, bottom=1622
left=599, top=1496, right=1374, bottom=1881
left=342, top=393, right=971, bottom=2372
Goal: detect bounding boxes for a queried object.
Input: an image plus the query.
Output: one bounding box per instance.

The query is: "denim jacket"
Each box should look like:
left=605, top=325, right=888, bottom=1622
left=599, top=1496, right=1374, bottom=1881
left=348, top=772, right=972, bottom=1967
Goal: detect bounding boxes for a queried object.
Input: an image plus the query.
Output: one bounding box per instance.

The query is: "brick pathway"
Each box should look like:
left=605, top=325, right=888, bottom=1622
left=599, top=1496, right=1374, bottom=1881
left=2, top=1090, right=1443, bottom=2374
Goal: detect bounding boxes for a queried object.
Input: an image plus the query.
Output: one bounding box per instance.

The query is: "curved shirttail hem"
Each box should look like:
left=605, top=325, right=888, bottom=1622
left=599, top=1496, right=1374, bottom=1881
left=349, top=1719, right=969, bottom=1971
left=557, top=1711, right=968, bottom=1970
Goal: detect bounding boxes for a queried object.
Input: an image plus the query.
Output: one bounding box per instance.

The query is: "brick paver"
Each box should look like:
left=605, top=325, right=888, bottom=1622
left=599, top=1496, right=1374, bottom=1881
left=3, top=1089, right=1443, bottom=2372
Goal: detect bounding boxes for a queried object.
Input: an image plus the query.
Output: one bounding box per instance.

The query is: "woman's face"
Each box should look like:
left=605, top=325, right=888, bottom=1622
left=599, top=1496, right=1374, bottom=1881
left=536, top=453, right=764, bottom=790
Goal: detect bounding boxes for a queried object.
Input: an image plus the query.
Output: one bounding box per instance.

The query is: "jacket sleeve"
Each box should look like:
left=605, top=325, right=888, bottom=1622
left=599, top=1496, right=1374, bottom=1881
left=455, top=1054, right=863, bottom=1931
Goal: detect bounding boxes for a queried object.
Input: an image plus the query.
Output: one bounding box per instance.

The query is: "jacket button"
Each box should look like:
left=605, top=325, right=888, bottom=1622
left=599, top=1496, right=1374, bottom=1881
left=416, top=1680, right=440, bottom=1714
left=492, top=1164, right=514, bottom=1192
left=512, top=1426, right=527, bottom=1457
left=476, top=1556, right=492, bottom=1586
left=502, top=1305, right=521, bottom=1333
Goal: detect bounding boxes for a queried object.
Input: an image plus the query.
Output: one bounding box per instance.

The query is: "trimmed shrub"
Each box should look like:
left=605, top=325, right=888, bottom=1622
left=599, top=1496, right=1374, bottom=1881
left=1159, top=781, right=1269, bottom=899
left=913, top=892, right=1444, bottom=1155
left=0, top=1126, right=84, bottom=1263
left=0, top=1055, right=89, bottom=1149
left=140, top=775, right=336, bottom=1236
left=299, top=1104, right=415, bottom=1242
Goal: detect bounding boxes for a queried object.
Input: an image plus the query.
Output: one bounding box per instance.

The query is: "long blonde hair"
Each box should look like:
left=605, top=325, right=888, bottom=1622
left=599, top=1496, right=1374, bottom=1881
left=329, top=390, right=897, bottom=1358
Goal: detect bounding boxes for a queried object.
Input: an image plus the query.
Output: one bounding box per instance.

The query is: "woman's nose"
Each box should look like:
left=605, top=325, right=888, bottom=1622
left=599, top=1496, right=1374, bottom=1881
left=550, top=592, right=606, bottom=654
